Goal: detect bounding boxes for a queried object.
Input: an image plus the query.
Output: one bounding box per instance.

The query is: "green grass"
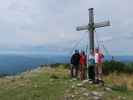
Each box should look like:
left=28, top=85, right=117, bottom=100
left=0, top=64, right=132, bottom=100
left=0, top=67, right=72, bottom=100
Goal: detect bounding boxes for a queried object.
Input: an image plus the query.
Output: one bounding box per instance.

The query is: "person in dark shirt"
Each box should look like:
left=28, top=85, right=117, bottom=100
left=70, top=50, right=80, bottom=78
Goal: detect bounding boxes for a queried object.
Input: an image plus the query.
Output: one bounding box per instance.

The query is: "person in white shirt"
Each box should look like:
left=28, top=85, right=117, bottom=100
left=88, top=50, right=95, bottom=82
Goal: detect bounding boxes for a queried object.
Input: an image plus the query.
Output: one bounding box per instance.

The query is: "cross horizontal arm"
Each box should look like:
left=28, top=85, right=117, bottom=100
left=76, top=21, right=110, bottom=31
left=94, top=21, right=110, bottom=28
left=76, top=25, right=88, bottom=31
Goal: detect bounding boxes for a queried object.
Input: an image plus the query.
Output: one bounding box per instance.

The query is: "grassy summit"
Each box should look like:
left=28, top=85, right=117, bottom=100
left=0, top=64, right=132, bottom=100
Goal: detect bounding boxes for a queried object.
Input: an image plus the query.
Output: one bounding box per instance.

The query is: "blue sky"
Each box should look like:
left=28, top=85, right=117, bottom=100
left=0, top=0, right=133, bottom=55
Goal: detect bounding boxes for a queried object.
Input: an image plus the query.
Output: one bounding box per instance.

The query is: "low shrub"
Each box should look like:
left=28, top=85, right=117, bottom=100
left=111, top=84, right=128, bottom=92
left=50, top=74, right=59, bottom=79
left=103, top=61, right=133, bottom=75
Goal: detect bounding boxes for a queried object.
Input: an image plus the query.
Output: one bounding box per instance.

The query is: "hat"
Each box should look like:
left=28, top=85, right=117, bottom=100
left=75, top=50, right=79, bottom=53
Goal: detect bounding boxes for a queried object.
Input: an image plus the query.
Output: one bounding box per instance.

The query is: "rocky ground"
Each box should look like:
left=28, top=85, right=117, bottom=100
left=63, top=79, right=127, bottom=100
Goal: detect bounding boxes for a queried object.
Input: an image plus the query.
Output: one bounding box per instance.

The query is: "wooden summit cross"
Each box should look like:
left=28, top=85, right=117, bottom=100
left=76, top=8, right=110, bottom=54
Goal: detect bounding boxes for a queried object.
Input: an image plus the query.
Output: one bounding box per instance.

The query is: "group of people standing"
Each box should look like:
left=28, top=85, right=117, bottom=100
left=70, top=48, right=104, bottom=84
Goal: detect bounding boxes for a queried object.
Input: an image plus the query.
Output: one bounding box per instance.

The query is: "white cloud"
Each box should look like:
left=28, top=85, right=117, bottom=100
left=0, top=0, right=132, bottom=55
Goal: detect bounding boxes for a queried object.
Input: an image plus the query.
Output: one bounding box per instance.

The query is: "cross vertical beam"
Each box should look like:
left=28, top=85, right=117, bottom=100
left=89, top=8, right=95, bottom=54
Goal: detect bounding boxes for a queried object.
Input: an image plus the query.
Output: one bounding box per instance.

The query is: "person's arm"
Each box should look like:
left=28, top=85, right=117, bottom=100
left=71, top=55, right=75, bottom=64
left=70, top=56, right=73, bottom=64
left=85, top=55, right=87, bottom=65
left=78, top=54, right=81, bottom=64
left=102, top=54, right=104, bottom=58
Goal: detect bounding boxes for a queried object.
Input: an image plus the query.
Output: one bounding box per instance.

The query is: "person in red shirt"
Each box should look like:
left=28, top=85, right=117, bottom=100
left=79, top=51, right=86, bottom=80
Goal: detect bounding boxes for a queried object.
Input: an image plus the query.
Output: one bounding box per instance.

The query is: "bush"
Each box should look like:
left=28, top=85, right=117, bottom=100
left=111, top=84, right=128, bottom=92
left=50, top=63, right=61, bottom=68
left=50, top=63, right=70, bottom=69
left=124, top=63, right=133, bottom=73
left=50, top=74, right=59, bottom=79
left=103, top=61, right=133, bottom=75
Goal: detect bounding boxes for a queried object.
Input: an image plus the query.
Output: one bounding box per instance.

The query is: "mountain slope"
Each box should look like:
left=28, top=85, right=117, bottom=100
left=0, top=65, right=132, bottom=100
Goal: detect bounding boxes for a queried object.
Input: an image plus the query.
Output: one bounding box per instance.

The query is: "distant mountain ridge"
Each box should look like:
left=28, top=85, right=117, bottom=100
left=105, top=56, right=133, bottom=63
left=0, top=53, right=132, bottom=75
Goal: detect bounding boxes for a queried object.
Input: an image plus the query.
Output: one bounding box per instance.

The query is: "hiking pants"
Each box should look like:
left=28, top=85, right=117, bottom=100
left=79, top=64, right=86, bottom=80
left=88, top=65, right=95, bottom=81
left=70, top=65, right=79, bottom=78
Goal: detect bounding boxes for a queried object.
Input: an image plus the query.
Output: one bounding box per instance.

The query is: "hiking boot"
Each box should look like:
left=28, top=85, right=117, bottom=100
left=93, top=79, right=100, bottom=84
left=99, top=80, right=105, bottom=86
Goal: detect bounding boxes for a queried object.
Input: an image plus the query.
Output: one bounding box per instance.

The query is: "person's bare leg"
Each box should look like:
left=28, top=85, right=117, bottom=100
left=98, top=63, right=104, bottom=85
